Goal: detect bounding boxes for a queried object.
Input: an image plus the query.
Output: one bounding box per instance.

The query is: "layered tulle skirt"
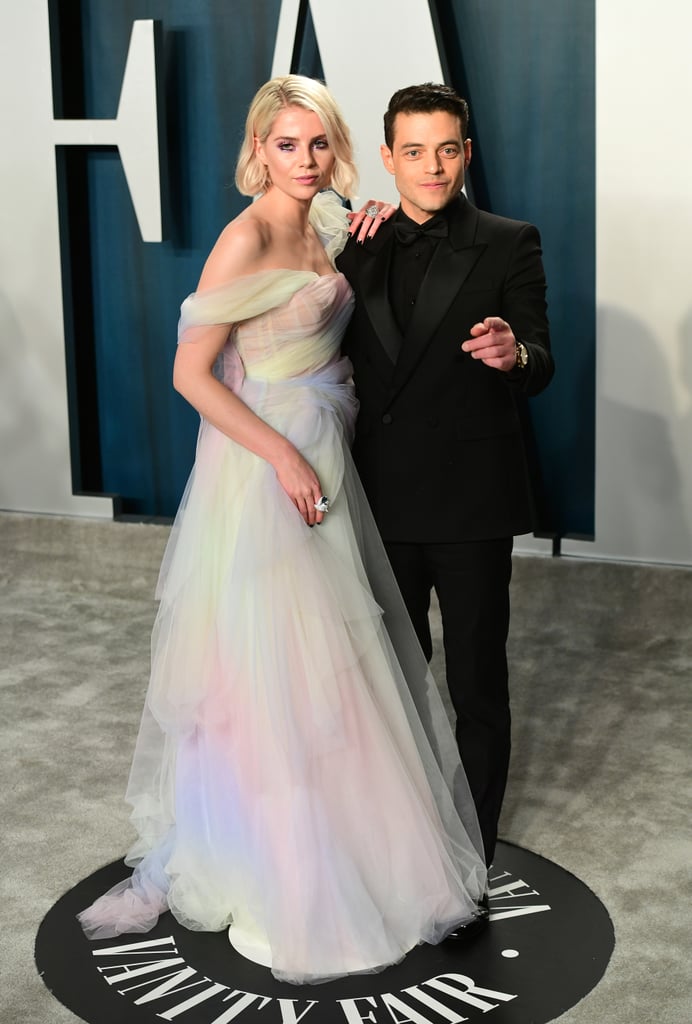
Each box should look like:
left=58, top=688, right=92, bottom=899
left=78, top=358, right=486, bottom=983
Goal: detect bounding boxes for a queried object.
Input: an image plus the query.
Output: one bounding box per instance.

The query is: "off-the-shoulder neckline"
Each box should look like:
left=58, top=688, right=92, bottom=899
left=236, top=269, right=343, bottom=279
left=192, top=269, right=344, bottom=297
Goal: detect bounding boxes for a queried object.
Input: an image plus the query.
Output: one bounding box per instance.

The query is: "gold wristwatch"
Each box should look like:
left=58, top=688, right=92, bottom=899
left=515, top=341, right=529, bottom=369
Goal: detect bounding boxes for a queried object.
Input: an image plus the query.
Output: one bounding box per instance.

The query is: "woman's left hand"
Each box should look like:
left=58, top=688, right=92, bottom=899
left=347, top=199, right=397, bottom=243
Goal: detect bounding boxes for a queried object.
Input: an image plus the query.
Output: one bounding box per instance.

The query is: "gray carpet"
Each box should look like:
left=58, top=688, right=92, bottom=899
left=1, top=512, right=690, bottom=1023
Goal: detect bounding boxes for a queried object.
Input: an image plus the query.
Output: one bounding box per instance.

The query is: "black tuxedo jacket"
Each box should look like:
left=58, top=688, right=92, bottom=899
left=336, top=195, right=554, bottom=543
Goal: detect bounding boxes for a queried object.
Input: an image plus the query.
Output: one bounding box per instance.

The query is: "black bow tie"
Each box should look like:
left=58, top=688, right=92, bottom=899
left=393, top=216, right=448, bottom=247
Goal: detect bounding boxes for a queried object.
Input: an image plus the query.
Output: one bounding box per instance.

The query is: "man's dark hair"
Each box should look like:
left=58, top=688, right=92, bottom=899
left=383, top=83, right=470, bottom=149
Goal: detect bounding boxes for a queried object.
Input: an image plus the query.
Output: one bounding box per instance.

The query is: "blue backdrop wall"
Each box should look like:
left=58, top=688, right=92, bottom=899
left=53, top=0, right=594, bottom=535
left=438, top=1, right=596, bottom=539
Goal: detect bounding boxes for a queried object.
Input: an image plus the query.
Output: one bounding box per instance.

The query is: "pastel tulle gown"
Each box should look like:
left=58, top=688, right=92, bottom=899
left=78, top=192, right=487, bottom=984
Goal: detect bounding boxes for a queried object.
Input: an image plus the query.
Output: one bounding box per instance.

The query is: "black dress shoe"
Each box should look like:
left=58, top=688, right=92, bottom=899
left=444, top=894, right=489, bottom=942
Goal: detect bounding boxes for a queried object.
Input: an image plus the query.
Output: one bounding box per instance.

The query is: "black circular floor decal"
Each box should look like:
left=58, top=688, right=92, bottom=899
left=36, top=842, right=614, bottom=1024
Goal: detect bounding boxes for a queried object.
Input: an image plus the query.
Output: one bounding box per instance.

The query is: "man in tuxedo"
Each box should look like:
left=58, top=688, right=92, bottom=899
left=337, top=83, right=554, bottom=867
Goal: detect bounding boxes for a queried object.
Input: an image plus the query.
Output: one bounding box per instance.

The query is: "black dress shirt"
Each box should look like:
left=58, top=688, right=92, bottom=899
left=389, top=209, right=449, bottom=338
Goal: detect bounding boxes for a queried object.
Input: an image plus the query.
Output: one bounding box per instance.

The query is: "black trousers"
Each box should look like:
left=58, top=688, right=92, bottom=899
left=384, top=538, right=513, bottom=866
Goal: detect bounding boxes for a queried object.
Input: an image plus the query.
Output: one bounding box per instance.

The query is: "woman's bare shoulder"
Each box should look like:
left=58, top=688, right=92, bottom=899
left=198, top=211, right=273, bottom=291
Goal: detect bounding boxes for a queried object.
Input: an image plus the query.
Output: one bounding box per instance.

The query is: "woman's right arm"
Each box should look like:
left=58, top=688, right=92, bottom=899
left=173, top=221, right=327, bottom=526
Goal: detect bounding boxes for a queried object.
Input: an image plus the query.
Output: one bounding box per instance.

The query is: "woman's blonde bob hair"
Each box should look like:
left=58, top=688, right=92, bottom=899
left=235, top=75, right=358, bottom=200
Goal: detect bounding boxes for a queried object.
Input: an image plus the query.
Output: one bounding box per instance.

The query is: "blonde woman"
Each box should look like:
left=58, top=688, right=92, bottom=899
left=78, top=75, right=486, bottom=984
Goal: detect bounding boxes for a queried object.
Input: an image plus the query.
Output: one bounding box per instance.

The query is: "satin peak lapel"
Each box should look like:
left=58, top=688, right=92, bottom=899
left=359, top=231, right=403, bottom=368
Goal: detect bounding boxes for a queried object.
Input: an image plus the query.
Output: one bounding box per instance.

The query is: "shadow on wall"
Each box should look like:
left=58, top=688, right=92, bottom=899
left=678, top=305, right=692, bottom=532
left=596, top=305, right=691, bottom=562
left=0, top=288, right=67, bottom=507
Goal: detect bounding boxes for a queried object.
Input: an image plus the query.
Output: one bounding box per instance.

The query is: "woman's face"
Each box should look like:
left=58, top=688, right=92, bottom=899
left=255, top=105, right=335, bottom=199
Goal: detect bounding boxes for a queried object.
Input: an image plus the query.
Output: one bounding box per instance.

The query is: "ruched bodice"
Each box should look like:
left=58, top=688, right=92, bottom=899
left=232, top=272, right=353, bottom=381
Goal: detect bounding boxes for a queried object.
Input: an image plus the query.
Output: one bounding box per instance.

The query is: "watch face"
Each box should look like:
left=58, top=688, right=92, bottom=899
left=517, top=343, right=528, bottom=368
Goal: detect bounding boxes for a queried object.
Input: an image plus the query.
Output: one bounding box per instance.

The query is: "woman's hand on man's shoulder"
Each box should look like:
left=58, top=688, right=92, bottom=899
left=347, top=199, right=397, bottom=244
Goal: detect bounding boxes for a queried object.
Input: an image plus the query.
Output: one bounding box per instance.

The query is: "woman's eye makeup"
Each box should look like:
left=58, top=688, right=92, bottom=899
left=274, top=137, right=329, bottom=152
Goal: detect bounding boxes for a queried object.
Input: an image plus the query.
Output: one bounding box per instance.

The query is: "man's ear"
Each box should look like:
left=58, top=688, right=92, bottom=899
left=463, top=138, right=472, bottom=169
left=380, top=144, right=395, bottom=175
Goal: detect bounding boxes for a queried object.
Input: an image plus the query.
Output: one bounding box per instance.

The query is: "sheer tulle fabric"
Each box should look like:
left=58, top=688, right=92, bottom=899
left=78, top=193, right=486, bottom=984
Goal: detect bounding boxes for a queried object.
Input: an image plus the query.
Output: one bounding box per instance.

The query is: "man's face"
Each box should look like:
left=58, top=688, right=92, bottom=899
left=381, top=109, right=471, bottom=223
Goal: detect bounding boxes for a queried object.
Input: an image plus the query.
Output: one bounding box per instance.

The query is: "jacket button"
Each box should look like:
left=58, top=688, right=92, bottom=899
left=382, top=413, right=393, bottom=425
